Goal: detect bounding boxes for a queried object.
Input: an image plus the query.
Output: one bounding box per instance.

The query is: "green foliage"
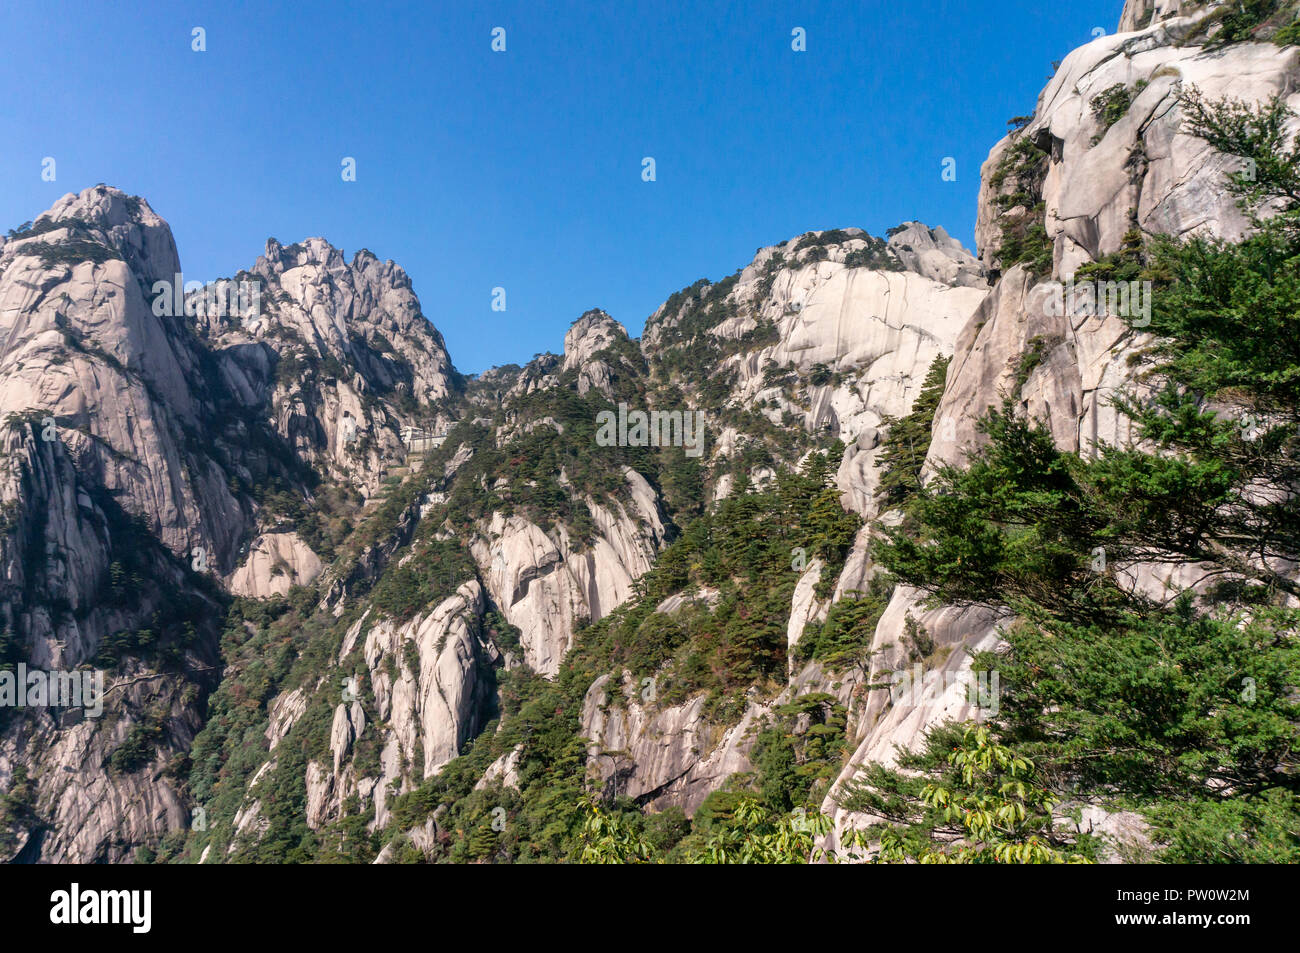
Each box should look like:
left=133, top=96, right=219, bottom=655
left=752, top=693, right=849, bottom=811
left=86, top=490, right=220, bottom=674
left=1274, top=17, right=1300, bottom=44
left=431, top=390, right=657, bottom=546
left=1089, top=81, right=1146, bottom=143
left=990, top=133, right=1053, bottom=276
left=1072, top=224, right=1146, bottom=282
left=367, top=538, right=478, bottom=622
left=647, top=273, right=742, bottom=378
left=256, top=482, right=358, bottom=562
left=1012, top=334, right=1055, bottom=393
left=178, top=591, right=360, bottom=863
left=1179, top=88, right=1300, bottom=238
left=842, top=235, right=905, bottom=271
left=569, top=448, right=861, bottom=719
left=578, top=796, right=654, bottom=863
left=1185, top=0, right=1291, bottom=46
left=793, top=229, right=861, bottom=253
left=862, top=92, right=1300, bottom=862
left=0, top=765, right=37, bottom=854
left=382, top=665, right=592, bottom=863
left=792, top=577, right=891, bottom=670
left=688, top=795, right=831, bottom=863
left=135, top=89, right=1300, bottom=867
left=989, top=133, right=1047, bottom=191
left=19, top=239, right=119, bottom=266
left=848, top=725, right=1095, bottom=864
left=997, top=204, right=1053, bottom=276
left=110, top=712, right=166, bottom=774
left=577, top=793, right=832, bottom=864
left=372, top=441, right=865, bottom=863
left=1145, top=787, right=1300, bottom=862
left=875, top=355, right=949, bottom=513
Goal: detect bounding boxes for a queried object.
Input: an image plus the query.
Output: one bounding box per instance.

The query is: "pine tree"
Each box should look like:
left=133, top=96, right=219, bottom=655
left=874, top=355, right=950, bottom=512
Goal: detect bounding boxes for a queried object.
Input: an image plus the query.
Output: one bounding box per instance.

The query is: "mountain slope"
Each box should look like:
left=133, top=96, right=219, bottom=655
left=3, top=0, right=1298, bottom=864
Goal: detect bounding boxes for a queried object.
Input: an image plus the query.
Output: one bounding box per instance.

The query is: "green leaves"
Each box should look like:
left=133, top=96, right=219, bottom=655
left=688, top=796, right=832, bottom=864
left=878, top=405, right=1104, bottom=616
left=865, top=94, right=1300, bottom=860
left=1182, top=88, right=1300, bottom=223
left=875, top=355, right=949, bottom=514
left=864, top=725, right=1091, bottom=865
left=1142, top=230, right=1300, bottom=412
left=578, top=796, right=655, bottom=864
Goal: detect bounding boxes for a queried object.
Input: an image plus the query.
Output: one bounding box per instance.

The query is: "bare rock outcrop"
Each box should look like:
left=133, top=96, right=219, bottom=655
left=471, top=467, right=667, bottom=675
left=198, top=236, right=458, bottom=496
left=644, top=226, right=989, bottom=515
left=820, top=3, right=1300, bottom=850
left=227, top=530, right=324, bottom=598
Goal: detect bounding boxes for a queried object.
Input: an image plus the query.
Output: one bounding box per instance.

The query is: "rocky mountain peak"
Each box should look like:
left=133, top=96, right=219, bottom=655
left=885, top=222, right=987, bottom=288
left=562, top=309, right=628, bottom=372
left=1, top=184, right=180, bottom=288
left=201, top=234, right=458, bottom=416
left=5, top=1, right=1299, bottom=866
left=259, top=235, right=347, bottom=272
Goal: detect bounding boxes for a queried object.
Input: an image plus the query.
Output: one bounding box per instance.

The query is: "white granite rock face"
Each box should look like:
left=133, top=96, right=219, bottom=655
left=573, top=225, right=991, bottom=817
left=1118, top=0, right=1226, bottom=33
left=952, top=10, right=1299, bottom=469
left=786, top=558, right=827, bottom=666
left=0, top=186, right=246, bottom=575
left=0, top=187, right=247, bottom=863
left=563, top=309, right=632, bottom=398
left=0, top=666, right=203, bottom=863
left=645, top=225, right=989, bottom=517
left=581, top=653, right=861, bottom=817
left=820, top=7, right=1300, bottom=853
left=230, top=582, right=496, bottom=840
left=474, top=744, right=523, bottom=791
left=11, top=1, right=1295, bottom=862
left=199, top=235, right=458, bottom=496
left=471, top=466, right=667, bottom=676
left=978, top=21, right=1299, bottom=273
left=0, top=187, right=460, bottom=862
left=227, top=530, right=324, bottom=597
left=580, top=671, right=766, bottom=813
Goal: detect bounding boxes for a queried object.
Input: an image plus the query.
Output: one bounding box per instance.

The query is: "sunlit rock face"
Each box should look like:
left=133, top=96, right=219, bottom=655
left=822, top=3, right=1300, bottom=850
left=6, top=0, right=1296, bottom=863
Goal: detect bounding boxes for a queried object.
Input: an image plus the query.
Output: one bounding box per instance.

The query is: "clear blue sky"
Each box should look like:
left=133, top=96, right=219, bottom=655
left=0, top=0, right=1122, bottom=373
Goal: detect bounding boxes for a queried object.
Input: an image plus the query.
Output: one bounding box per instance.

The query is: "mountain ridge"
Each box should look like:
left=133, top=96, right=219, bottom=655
left=2, top=0, right=1298, bottom=863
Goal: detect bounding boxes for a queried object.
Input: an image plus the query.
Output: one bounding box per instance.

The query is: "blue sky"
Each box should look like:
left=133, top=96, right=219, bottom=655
left=0, top=0, right=1122, bottom=373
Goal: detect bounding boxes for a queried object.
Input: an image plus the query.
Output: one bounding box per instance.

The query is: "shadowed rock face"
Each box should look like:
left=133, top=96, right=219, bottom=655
left=0, top=186, right=464, bottom=862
